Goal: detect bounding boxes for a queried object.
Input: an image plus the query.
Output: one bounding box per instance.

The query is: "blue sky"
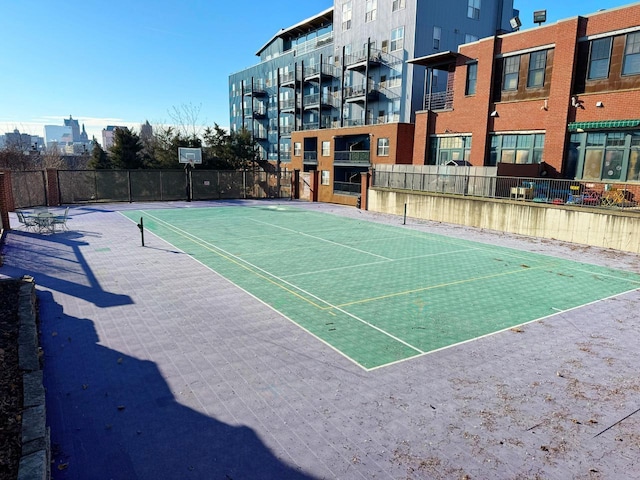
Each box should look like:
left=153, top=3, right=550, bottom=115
left=0, top=0, right=633, bottom=144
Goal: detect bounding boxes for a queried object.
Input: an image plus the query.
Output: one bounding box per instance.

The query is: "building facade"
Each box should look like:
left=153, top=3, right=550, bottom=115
left=412, top=2, right=640, bottom=184
left=229, top=0, right=516, bottom=203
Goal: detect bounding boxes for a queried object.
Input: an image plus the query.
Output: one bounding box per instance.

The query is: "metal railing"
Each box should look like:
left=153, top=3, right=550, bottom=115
left=334, top=151, right=370, bottom=164
left=303, top=152, right=318, bottom=163
left=372, top=171, right=640, bottom=211
left=424, top=90, right=454, bottom=111
left=334, top=181, right=361, bottom=195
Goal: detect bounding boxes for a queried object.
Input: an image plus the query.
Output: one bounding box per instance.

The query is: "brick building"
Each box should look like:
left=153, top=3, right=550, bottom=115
left=411, top=2, right=640, bottom=183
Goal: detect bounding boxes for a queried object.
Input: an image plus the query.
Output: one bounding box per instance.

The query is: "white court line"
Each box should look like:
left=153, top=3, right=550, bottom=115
left=120, top=212, right=373, bottom=371
left=248, top=218, right=393, bottom=261
left=283, top=247, right=480, bottom=279
left=142, top=211, right=425, bottom=357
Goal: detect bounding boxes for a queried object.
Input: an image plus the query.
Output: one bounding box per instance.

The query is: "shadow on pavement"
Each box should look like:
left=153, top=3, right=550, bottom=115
left=39, top=290, right=317, bottom=480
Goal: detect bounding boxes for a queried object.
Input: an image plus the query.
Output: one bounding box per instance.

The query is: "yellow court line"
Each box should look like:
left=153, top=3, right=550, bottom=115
left=335, top=263, right=553, bottom=308
left=142, top=212, right=329, bottom=310
left=141, top=211, right=425, bottom=355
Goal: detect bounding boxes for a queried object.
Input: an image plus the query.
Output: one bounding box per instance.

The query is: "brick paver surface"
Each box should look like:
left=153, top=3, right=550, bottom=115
left=2, top=200, right=640, bottom=479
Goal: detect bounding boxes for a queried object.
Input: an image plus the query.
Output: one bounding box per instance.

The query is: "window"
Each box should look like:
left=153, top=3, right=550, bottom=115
left=588, top=37, right=612, bottom=79
left=502, top=55, right=520, bottom=91
left=392, top=0, right=405, bottom=11
left=623, top=32, right=640, bottom=76
left=342, top=1, right=352, bottom=31
left=465, top=34, right=479, bottom=44
left=467, top=0, right=480, bottom=20
left=489, top=134, right=545, bottom=166
left=377, top=138, right=390, bottom=156
left=391, top=26, right=404, bottom=52
left=294, top=142, right=301, bottom=156
left=527, top=50, right=547, bottom=88
left=433, top=26, right=441, bottom=50
left=322, top=141, right=330, bottom=156
left=430, top=136, right=472, bottom=165
left=321, top=170, right=330, bottom=185
left=466, top=62, right=478, bottom=95
left=365, top=0, right=377, bottom=22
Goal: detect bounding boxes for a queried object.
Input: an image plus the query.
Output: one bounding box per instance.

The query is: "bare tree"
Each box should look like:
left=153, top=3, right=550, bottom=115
left=168, top=102, right=205, bottom=141
left=41, top=146, right=65, bottom=169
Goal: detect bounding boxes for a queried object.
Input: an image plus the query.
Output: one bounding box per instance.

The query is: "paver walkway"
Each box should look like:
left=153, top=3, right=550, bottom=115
left=2, top=200, right=640, bottom=479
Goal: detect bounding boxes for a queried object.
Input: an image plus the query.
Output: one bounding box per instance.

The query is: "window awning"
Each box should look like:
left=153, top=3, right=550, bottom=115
left=568, top=119, right=640, bottom=132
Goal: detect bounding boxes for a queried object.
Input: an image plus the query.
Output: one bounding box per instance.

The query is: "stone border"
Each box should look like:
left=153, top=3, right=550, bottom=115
left=16, top=276, right=50, bottom=480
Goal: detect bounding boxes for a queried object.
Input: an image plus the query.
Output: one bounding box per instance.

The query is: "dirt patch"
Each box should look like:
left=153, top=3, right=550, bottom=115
left=0, top=280, right=22, bottom=480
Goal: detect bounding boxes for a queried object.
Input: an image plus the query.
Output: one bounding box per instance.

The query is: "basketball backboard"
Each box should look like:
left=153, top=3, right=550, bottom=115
left=178, top=147, right=203, bottom=164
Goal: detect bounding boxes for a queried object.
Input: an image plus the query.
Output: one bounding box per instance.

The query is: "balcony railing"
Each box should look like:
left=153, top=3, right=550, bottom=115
left=334, top=151, right=370, bottom=165
left=334, top=181, right=361, bottom=195
left=279, top=71, right=295, bottom=85
left=293, top=31, right=334, bottom=55
left=303, top=152, right=318, bottom=164
left=279, top=125, right=294, bottom=136
left=279, top=98, right=296, bottom=111
left=424, top=90, right=454, bottom=111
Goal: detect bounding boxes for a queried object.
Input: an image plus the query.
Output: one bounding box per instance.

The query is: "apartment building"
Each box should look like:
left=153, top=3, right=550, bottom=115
left=229, top=0, right=516, bottom=204
left=412, top=1, right=640, bottom=184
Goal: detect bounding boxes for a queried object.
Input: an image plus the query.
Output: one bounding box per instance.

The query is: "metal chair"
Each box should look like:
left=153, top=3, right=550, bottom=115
left=51, top=207, right=70, bottom=231
left=16, top=211, right=38, bottom=231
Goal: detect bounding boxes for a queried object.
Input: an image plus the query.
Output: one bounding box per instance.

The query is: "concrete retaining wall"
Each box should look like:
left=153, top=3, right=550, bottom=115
left=368, top=188, right=640, bottom=254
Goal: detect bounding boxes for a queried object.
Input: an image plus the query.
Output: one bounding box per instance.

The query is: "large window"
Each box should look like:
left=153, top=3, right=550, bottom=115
left=490, top=133, right=545, bottom=165
left=392, top=0, right=405, bottom=11
left=579, top=131, right=637, bottom=181
left=433, top=26, right=441, bottom=50
left=322, top=141, right=330, bottom=156
left=466, top=62, right=478, bottom=95
left=588, top=37, right=612, bottom=79
left=294, top=142, right=301, bottom=156
left=390, top=26, right=404, bottom=52
left=365, top=0, right=377, bottom=22
left=527, top=50, right=547, bottom=88
left=623, top=32, right=640, bottom=76
left=377, top=138, right=390, bottom=156
left=342, top=1, right=352, bottom=31
left=430, top=136, right=472, bottom=165
left=467, top=0, right=480, bottom=20
left=502, top=55, right=520, bottom=91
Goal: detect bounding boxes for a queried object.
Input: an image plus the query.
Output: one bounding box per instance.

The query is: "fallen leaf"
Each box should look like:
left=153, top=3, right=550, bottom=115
left=58, top=463, right=69, bottom=470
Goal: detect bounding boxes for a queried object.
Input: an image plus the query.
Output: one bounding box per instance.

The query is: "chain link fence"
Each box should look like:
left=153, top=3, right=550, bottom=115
left=54, top=169, right=291, bottom=205
left=10, top=171, right=47, bottom=208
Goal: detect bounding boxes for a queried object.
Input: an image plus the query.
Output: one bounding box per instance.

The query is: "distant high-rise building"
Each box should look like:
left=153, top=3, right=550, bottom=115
left=102, top=125, right=128, bottom=150
left=64, top=115, right=81, bottom=142
left=44, top=125, right=73, bottom=149
left=4, top=129, right=32, bottom=150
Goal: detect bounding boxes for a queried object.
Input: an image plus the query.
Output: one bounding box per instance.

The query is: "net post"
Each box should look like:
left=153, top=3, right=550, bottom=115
left=137, top=217, right=145, bottom=247
left=403, top=203, right=407, bottom=225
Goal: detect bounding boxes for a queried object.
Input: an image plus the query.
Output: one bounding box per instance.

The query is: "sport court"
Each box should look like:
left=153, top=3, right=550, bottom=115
left=122, top=205, right=640, bottom=370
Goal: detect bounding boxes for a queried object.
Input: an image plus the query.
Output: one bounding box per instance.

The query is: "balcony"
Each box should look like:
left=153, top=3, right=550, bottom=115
left=334, top=151, right=370, bottom=166
left=279, top=98, right=297, bottom=112
left=304, top=63, right=337, bottom=82
left=243, top=81, right=267, bottom=96
left=344, top=84, right=379, bottom=103
left=303, top=152, right=318, bottom=165
left=279, top=125, right=294, bottom=136
left=344, top=48, right=386, bottom=71
left=303, top=93, right=338, bottom=110
left=424, top=90, right=454, bottom=111
left=252, top=129, right=268, bottom=140
left=279, top=71, right=296, bottom=87
left=293, top=31, right=334, bottom=56
left=334, top=181, right=361, bottom=195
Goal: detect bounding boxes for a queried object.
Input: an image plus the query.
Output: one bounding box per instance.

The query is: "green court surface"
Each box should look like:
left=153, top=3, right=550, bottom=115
left=122, top=206, right=640, bottom=370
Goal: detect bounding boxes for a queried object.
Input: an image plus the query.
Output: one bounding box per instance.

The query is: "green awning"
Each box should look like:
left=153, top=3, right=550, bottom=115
left=568, top=119, right=640, bottom=131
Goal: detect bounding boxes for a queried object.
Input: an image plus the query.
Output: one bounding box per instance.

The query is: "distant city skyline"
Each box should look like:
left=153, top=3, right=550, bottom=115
left=0, top=0, right=634, bottom=146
